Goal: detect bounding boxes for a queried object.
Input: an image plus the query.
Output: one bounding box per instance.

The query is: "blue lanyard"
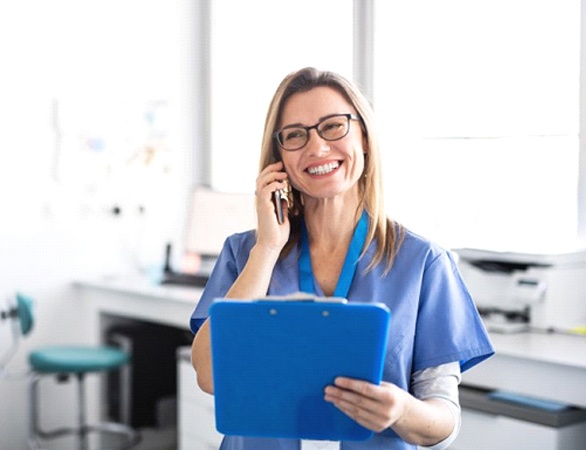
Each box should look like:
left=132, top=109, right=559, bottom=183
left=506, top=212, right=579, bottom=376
left=299, top=210, right=368, bottom=298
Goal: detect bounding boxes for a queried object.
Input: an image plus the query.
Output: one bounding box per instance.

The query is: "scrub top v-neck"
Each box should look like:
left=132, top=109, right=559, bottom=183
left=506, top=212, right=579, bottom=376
left=299, top=210, right=368, bottom=298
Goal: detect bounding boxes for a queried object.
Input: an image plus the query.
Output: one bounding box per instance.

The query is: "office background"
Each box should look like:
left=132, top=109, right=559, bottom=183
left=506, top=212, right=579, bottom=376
left=1, top=1, right=586, bottom=448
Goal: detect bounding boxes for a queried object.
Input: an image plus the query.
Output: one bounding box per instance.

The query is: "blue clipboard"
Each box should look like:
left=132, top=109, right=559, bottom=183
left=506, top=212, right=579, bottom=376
left=209, top=297, right=391, bottom=441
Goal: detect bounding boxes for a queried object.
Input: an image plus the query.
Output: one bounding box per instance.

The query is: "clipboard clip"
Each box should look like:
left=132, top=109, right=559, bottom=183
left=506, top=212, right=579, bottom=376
left=257, top=293, right=348, bottom=304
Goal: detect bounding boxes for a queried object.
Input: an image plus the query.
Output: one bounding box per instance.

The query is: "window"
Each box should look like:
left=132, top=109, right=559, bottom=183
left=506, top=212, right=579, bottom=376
left=0, top=0, right=188, bottom=265
left=209, top=0, right=353, bottom=193
left=374, top=0, right=581, bottom=252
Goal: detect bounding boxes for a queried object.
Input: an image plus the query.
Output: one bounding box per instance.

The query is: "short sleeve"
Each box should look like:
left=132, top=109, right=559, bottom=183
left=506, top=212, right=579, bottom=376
left=414, top=251, right=494, bottom=373
left=189, top=231, right=255, bottom=334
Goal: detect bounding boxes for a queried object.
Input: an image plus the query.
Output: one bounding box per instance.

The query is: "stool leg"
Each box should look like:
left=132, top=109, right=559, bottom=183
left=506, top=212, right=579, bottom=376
left=28, top=373, right=43, bottom=449
left=26, top=369, right=139, bottom=450
left=77, top=373, right=88, bottom=450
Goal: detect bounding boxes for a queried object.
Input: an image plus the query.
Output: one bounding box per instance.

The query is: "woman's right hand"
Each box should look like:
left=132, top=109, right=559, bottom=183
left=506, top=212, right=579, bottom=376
left=193, top=162, right=292, bottom=394
left=254, top=161, right=291, bottom=253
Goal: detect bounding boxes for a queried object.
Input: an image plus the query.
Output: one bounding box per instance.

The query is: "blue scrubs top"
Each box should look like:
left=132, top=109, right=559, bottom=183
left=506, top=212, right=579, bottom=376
left=190, top=228, right=495, bottom=450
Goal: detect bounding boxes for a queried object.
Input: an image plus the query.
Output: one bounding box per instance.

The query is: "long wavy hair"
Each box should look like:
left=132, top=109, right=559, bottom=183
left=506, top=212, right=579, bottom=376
left=259, top=67, right=404, bottom=274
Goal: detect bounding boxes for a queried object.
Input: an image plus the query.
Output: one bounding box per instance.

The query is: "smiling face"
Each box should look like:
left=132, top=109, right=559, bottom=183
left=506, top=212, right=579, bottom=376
left=277, top=86, right=366, bottom=207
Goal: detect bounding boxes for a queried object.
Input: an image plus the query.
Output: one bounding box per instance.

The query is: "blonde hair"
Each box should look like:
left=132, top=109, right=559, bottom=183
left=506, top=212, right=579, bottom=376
left=259, top=67, right=404, bottom=273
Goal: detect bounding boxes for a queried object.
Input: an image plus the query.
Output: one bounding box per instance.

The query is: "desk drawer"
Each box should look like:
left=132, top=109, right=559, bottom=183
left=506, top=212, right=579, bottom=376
left=177, top=347, right=223, bottom=450
left=451, top=387, right=586, bottom=450
left=451, top=408, right=586, bottom=450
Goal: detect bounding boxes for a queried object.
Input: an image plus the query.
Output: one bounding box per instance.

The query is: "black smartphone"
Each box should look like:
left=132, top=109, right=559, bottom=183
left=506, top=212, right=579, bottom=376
left=273, top=189, right=285, bottom=224
left=271, top=148, right=288, bottom=224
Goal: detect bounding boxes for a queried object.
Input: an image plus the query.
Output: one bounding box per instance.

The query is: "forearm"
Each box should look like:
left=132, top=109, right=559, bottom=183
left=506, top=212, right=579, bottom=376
left=390, top=395, right=455, bottom=446
left=191, top=320, right=214, bottom=393
left=191, top=243, right=281, bottom=394
left=325, top=363, right=461, bottom=448
left=403, top=362, right=461, bottom=448
left=223, top=244, right=281, bottom=299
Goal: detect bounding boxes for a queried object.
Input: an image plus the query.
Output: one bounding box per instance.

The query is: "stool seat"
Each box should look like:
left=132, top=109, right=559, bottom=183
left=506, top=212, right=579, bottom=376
left=3, top=293, right=140, bottom=449
left=29, top=346, right=129, bottom=374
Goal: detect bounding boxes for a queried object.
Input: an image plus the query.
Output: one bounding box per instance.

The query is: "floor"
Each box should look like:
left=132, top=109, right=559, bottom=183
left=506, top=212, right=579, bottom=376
left=134, top=426, right=177, bottom=450
left=36, top=426, right=177, bottom=450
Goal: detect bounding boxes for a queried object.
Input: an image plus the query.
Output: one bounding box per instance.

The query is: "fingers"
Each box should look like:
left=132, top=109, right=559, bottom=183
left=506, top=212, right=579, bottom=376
left=256, top=162, right=290, bottom=230
left=326, top=377, right=385, bottom=403
left=254, top=162, right=291, bottom=249
left=324, top=378, right=399, bottom=432
left=256, top=161, right=288, bottom=201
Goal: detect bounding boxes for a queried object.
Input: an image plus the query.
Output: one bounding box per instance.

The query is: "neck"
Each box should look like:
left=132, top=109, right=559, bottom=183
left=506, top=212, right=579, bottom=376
left=303, top=196, right=362, bottom=251
left=300, top=203, right=366, bottom=297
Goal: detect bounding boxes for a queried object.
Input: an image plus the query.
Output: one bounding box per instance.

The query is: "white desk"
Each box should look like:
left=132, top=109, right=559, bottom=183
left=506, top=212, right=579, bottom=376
left=73, top=275, right=202, bottom=331
left=74, top=278, right=586, bottom=406
left=72, top=278, right=586, bottom=448
left=72, top=275, right=203, bottom=432
left=455, top=331, right=586, bottom=449
left=463, top=330, right=586, bottom=409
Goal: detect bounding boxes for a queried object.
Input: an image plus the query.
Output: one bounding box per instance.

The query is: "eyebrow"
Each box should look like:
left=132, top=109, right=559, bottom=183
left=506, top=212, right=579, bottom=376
left=280, top=113, right=347, bottom=129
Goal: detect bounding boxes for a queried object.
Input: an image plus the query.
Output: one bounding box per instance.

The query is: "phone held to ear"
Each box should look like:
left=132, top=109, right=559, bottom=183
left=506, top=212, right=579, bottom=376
left=272, top=179, right=291, bottom=224
left=273, top=189, right=285, bottom=224
left=271, top=149, right=288, bottom=224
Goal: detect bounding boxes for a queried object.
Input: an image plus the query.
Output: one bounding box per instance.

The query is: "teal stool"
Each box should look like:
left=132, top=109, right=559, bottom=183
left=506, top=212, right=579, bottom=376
left=2, top=293, right=140, bottom=449
left=29, top=346, right=140, bottom=449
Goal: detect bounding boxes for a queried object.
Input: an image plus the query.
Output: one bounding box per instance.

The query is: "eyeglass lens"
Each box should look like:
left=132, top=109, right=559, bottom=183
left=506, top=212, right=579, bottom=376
left=277, top=114, right=352, bottom=151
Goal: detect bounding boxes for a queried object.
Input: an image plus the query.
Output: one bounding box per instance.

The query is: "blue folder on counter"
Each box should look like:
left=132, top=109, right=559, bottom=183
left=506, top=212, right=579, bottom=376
left=209, top=296, right=391, bottom=441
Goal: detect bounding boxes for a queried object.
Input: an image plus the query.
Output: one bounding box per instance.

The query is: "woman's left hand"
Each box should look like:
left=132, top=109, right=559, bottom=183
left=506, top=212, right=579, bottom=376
left=324, top=376, right=455, bottom=446
left=324, top=377, right=408, bottom=433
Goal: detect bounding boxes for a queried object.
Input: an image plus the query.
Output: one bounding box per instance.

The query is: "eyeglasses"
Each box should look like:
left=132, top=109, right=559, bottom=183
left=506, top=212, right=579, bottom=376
left=274, top=113, right=360, bottom=151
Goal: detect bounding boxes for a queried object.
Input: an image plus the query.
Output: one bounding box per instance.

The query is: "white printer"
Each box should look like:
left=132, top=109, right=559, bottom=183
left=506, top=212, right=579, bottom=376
left=453, top=248, right=586, bottom=333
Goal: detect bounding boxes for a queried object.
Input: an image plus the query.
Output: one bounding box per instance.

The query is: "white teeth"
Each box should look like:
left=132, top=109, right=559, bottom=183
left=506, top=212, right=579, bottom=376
left=307, top=162, right=339, bottom=175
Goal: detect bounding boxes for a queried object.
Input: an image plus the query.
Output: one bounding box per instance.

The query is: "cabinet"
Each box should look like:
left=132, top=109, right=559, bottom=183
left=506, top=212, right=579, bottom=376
left=177, top=346, right=223, bottom=450
left=449, top=386, right=586, bottom=450
left=450, top=332, right=586, bottom=449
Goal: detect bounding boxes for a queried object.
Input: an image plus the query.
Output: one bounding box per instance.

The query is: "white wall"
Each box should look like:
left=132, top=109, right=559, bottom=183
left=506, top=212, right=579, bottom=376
left=0, top=1, right=198, bottom=447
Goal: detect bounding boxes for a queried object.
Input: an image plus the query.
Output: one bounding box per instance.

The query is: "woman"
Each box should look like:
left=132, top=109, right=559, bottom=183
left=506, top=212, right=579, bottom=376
left=190, top=67, right=494, bottom=450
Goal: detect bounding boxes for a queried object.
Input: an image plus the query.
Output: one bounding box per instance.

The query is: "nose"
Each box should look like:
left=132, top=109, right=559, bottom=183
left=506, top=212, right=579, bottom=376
left=305, top=128, right=330, bottom=155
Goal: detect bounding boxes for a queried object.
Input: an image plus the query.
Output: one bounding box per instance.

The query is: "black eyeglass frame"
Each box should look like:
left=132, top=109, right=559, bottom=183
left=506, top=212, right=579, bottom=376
left=273, top=113, right=361, bottom=152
